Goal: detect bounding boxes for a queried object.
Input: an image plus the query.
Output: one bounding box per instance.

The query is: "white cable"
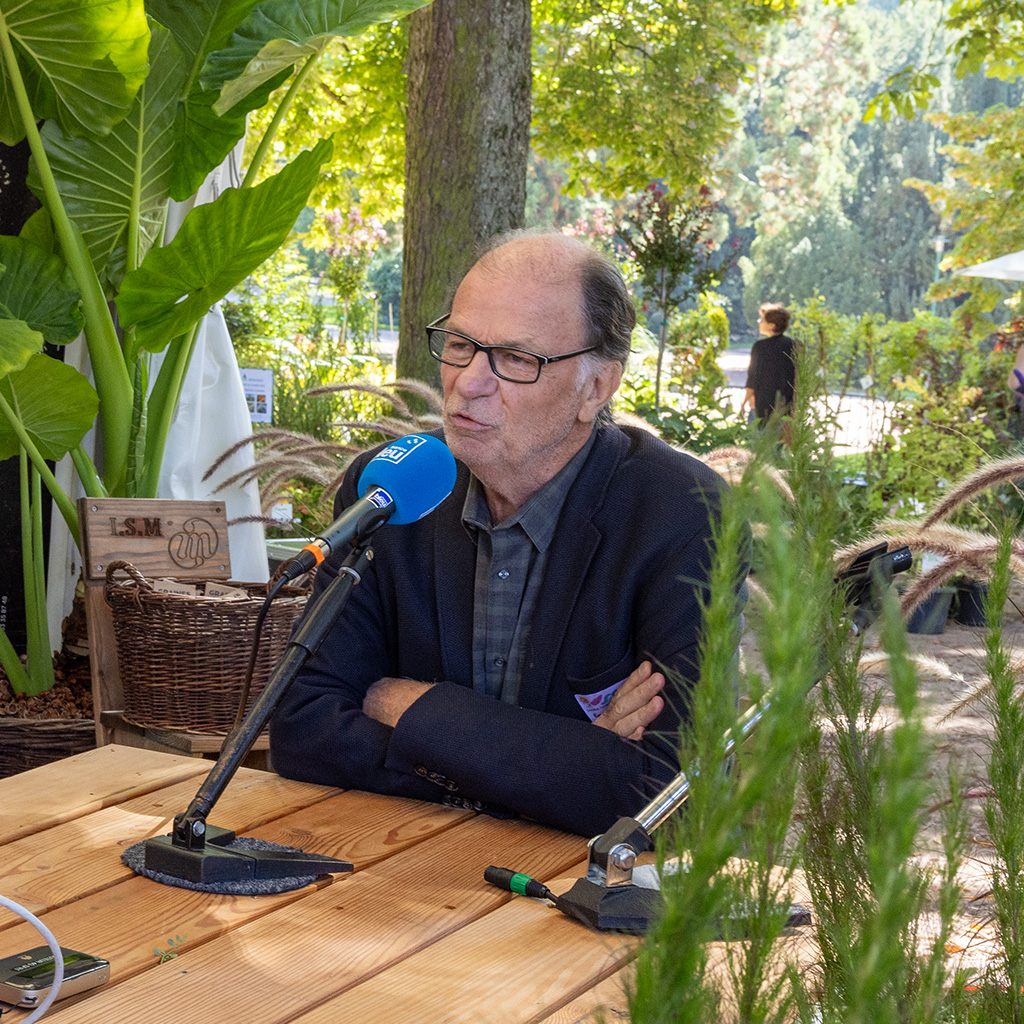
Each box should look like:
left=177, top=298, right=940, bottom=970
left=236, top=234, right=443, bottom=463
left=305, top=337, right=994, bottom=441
left=0, top=894, right=63, bottom=1022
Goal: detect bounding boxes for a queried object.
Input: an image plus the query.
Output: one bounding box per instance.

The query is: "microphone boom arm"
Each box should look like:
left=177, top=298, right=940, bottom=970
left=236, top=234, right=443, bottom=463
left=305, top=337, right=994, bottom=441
left=143, top=537, right=377, bottom=884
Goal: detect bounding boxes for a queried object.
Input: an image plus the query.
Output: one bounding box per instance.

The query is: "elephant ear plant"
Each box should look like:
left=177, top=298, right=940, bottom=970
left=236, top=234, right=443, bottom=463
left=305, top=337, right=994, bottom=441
left=0, top=0, right=430, bottom=695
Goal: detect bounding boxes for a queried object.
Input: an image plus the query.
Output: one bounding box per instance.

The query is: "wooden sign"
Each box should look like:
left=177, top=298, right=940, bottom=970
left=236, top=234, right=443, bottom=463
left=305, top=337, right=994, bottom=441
left=77, top=498, right=231, bottom=582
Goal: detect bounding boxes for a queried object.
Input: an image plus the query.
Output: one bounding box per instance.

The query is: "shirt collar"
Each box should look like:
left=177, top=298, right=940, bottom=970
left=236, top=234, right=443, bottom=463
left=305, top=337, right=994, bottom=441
left=461, top=427, right=598, bottom=550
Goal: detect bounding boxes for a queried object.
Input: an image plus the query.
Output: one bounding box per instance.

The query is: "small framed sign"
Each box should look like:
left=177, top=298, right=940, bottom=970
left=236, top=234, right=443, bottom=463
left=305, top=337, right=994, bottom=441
left=240, top=367, right=273, bottom=423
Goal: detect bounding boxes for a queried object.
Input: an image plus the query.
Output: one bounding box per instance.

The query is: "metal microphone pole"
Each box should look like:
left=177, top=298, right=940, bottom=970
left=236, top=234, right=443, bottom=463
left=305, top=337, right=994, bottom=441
left=142, top=537, right=376, bottom=884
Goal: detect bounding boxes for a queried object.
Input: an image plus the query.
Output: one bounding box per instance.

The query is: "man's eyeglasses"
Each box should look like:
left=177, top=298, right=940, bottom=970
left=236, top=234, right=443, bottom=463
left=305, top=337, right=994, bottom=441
left=425, top=314, right=597, bottom=384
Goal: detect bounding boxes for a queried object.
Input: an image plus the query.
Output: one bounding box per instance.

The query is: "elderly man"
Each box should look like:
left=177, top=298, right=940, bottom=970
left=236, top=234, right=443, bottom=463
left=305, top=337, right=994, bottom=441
left=270, top=232, right=734, bottom=837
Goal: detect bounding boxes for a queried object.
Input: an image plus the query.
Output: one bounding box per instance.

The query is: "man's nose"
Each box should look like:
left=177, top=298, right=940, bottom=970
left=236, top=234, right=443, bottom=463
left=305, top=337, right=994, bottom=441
left=453, top=348, right=498, bottom=394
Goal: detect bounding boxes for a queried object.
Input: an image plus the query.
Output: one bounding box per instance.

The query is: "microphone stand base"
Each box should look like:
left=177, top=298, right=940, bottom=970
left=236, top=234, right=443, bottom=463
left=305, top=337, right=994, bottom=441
left=556, top=879, right=664, bottom=934
left=143, top=825, right=352, bottom=885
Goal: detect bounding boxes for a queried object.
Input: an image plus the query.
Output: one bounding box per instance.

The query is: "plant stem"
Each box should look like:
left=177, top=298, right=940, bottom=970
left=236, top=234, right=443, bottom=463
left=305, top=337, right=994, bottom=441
left=17, top=452, right=53, bottom=695
left=28, top=460, right=54, bottom=692
left=0, top=14, right=133, bottom=492
left=242, top=53, right=320, bottom=189
left=142, top=322, right=200, bottom=497
left=71, top=446, right=106, bottom=499
left=0, top=625, right=32, bottom=694
left=0, top=391, right=80, bottom=544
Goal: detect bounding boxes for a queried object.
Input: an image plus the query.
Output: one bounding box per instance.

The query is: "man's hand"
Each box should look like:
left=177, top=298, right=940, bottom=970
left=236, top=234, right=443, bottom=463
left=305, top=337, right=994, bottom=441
left=593, top=661, right=665, bottom=741
left=363, top=677, right=433, bottom=728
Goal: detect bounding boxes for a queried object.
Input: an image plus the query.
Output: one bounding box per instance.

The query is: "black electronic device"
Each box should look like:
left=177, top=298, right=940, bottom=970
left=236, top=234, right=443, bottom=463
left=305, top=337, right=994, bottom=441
left=0, top=946, right=109, bottom=1008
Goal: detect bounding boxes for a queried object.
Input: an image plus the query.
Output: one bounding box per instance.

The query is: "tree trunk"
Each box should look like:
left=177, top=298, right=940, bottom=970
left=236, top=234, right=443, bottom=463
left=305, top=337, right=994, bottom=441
left=398, top=0, right=531, bottom=384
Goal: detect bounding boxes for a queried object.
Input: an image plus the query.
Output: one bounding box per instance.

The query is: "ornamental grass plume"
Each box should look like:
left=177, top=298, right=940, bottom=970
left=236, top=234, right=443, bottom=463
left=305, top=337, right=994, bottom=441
left=833, top=450, right=1024, bottom=627
left=205, top=379, right=444, bottom=527
left=700, top=446, right=795, bottom=503
left=942, top=649, right=1024, bottom=722
left=919, top=454, right=1024, bottom=530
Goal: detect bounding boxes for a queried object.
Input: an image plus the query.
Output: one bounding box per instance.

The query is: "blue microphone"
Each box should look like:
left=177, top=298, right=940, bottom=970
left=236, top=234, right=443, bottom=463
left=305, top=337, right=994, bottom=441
left=279, top=434, right=456, bottom=580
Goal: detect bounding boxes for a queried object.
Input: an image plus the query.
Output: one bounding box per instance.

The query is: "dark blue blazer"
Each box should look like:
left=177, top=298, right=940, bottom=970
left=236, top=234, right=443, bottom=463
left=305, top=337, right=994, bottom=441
left=270, top=424, right=728, bottom=836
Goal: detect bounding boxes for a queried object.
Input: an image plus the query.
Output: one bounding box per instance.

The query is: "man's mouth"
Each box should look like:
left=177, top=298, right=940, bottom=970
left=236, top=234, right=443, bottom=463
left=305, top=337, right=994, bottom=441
left=446, top=409, right=493, bottom=431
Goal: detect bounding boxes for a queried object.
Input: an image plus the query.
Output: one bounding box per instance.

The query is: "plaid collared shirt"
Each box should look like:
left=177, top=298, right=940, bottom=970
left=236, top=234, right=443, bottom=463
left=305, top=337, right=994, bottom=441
left=462, top=429, right=597, bottom=704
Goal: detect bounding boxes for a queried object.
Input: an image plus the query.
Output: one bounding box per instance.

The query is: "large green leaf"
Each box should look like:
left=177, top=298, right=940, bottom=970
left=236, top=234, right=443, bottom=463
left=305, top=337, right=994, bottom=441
left=0, top=353, right=98, bottom=461
left=202, top=0, right=431, bottom=115
left=0, top=236, right=82, bottom=347
left=0, top=0, right=150, bottom=146
left=116, top=136, right=333, bottom=353
left=148, top=0, right=289, bottom=201
left=28, top=23, right=183, bottom=293
left=0, top=320, right=42, bottom=379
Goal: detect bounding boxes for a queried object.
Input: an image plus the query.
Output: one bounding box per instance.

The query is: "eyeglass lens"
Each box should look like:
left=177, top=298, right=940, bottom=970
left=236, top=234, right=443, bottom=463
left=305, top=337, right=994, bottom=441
left=430, top=330, right=542, bottom=382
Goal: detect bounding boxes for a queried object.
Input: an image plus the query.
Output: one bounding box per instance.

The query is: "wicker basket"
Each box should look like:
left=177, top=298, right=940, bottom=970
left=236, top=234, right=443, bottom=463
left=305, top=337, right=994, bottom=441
left=0, top=719, right=96, bottom=778
left=104, top=560, right=309, bottom=734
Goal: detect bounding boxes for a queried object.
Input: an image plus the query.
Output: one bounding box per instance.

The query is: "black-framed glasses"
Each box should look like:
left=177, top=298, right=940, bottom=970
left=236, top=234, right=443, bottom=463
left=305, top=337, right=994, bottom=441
left=425, top=314, right=597, bottom=384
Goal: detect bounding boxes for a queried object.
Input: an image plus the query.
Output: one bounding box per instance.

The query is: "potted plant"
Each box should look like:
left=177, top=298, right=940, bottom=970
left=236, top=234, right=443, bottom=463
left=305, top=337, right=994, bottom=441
left=0, top=0, right=428, bottom=758
left=949, top=572, right=990, bottom=627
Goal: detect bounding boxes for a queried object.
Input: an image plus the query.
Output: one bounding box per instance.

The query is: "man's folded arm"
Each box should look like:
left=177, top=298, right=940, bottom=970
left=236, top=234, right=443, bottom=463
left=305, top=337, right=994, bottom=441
left=381, top=668, right=695, bottom=837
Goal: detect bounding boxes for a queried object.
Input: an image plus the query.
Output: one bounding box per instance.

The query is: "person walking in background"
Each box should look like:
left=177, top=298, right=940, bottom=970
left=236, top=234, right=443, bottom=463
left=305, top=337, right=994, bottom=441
left=740, top=303, right=798, bottom=438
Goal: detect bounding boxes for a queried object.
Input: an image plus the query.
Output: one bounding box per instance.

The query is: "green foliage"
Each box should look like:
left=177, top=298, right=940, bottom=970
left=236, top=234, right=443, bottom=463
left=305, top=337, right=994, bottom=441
left=222, top=258, right=400, bottom=532
left=241, top=17, right=411, bottom=222
left=0, top=0, right=417, bottom=514
left=865, top=66, right=942, bottom=122
left=630, top=421, right=834, bottom=1020
left=0, top=452, right=55, bottom=696
left=718, top=2, right=869, bottom=239
left=907, top=102, right=1024, bottom=317
left=249, top=2, right=803, bottom=242
left=722, top=1, right=956, bottom=328
left=619, top=301, right=749, bottom=454
left=783, top=300, right=1012, bottom=530
left=977, top=530, right=1024, bottom=1017
left=0, top=0, right=426, bottom=691
left=620, top=186, right=735, bottom=411
left=799, top=588, right=965, bottom=1024
left=871, top=0, right=1024, bottom=120
left=532, top=0, right=796, bottom=196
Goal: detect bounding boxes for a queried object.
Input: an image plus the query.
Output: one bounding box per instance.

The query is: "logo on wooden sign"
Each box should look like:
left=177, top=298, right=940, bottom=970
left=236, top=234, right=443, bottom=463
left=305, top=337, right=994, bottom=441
left=169, top=518, right=220, bottom=568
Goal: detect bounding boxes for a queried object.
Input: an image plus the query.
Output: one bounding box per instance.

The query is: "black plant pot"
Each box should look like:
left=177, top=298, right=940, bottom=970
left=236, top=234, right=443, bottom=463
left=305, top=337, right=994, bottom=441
left=952, top=581, right=989, bottom=627
left=907, top=587, right=955, bottom=635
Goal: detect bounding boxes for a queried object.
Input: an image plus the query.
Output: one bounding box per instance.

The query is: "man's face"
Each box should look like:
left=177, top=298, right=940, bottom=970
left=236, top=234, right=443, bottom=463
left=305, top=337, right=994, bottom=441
left=440, top=260, right=616, bottom=515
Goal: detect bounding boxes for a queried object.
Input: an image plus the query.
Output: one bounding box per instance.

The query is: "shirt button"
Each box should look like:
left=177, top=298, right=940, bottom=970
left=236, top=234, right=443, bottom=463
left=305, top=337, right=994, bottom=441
left=497, top=568, right=510, bottom=580
left=494, top=656, right=506, bottom=668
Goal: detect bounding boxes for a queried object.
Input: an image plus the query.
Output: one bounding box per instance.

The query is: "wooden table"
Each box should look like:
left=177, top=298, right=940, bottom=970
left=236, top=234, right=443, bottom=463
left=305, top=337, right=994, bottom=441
left=0, top=746, right=636, bottom=1023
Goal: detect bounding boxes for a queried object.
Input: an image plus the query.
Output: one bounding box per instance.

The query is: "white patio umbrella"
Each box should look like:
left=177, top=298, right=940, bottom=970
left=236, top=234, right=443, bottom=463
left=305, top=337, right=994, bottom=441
left=956, top=250, right=1024, bottom=282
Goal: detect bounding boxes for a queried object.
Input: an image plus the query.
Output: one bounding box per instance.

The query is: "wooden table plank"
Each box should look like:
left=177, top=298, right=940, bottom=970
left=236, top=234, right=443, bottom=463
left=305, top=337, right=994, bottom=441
left=537, top=966, right=632, bottom=1023
left=241, top=788, right=472, bottom=868
left=295, top=871, right=637, bottom=1024
left=0, top=768, right=336, bottom=918
left=0, top=792, right=470, bottom=1005
left=0, top=745, right=211, bottom=845
left=50, top=815, right=587, bottom=1024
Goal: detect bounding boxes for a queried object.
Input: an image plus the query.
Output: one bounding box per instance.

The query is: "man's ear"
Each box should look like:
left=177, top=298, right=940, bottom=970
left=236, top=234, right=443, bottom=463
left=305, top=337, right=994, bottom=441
left=579, top=360, right=623, bottom=424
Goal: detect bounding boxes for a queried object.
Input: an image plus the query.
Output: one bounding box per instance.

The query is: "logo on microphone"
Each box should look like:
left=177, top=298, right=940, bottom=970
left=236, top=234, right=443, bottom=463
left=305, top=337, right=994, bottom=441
left=367, top=488, right=393, bottom=509
left=376, top=435, right=427, bottom=464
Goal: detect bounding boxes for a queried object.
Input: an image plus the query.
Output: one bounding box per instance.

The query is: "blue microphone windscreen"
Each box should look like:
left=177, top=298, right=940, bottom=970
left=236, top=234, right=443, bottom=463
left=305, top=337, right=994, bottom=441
left=356, top=434, right=457, bottom=524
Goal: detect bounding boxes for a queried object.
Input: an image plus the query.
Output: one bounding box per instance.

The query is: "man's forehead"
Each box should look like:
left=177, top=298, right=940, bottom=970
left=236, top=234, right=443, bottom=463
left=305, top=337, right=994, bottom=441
left=453, top=261, right=582, bottom=319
